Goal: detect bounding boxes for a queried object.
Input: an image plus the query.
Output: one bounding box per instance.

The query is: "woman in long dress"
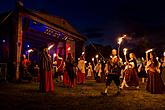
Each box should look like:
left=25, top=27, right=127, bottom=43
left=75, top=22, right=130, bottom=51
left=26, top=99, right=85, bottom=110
left=65, top=53, right=75, bottom=88
left=146, top=52, right=165, bottom=94
left=39, top=46, right=54, bottom=92
left=120, top=53, right=139, bottom=89
left=87, top=62, right=93, bottom=79
left=77, top=56, right=86, bottom=84
left=94, top=62, right=102, bottom=83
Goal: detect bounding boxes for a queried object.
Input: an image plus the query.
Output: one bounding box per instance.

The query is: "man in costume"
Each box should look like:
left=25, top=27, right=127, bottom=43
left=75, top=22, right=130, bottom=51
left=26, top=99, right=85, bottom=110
left=101, top=49, right=122, bottom=96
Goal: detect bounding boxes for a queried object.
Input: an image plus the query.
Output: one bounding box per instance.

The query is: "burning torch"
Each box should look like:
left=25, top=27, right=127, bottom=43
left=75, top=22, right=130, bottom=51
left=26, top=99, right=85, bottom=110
left=123, top=48, right=128, bottom=62
left=27, top=49, right=33, bottom=60
left=117, top=34, right=126, bottom=58
left=145, top=49, right=153, bottom=62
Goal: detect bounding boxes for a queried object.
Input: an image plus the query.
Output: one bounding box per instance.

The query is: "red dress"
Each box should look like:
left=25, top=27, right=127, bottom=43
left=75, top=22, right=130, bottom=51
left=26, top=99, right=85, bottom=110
left=146, top=62, right=165, bottom=94
left=124, top=59, right=139, bottom=87
left=39, top=51, right=54, bottom=92
left=125, top=68, right=139, bottom=87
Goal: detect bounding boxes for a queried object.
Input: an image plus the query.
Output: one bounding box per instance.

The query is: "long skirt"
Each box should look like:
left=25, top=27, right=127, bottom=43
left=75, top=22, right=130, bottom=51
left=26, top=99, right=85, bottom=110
left=63, top=71, right=69, bottom=86
left=124, top=68, right=139, bottom=87
left=77, top=71, right=85, bottom=84
left=64, top=71, right=76, bottom=87
left=146, top=71, right=165, bottom=94
left=40, top=70, right=54, bottom=92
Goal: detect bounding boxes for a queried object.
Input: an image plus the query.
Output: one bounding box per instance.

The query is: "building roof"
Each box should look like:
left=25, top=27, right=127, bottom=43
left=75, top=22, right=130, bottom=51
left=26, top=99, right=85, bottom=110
left=25, top=8, right=86, bottom=41
left=33, top=11, right=80, bottom=36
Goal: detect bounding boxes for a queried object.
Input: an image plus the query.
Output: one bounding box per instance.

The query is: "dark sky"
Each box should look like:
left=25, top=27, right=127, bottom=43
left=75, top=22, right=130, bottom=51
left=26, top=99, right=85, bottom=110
left=0, top=0, right=165, bottom=48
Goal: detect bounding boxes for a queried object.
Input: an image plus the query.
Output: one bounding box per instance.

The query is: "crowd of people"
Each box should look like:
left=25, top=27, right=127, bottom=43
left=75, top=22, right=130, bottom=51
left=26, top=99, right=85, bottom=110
left=19, top=45, right=165, bottom=94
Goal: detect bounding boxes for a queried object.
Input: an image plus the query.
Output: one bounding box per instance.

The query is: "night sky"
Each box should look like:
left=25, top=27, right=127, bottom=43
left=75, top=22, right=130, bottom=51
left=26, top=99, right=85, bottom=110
left=0, top=0, right=165, bottom=48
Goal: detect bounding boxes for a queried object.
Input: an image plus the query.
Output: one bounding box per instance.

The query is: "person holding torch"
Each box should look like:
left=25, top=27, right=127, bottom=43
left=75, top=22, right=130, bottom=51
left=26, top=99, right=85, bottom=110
left=120, top=53, right=139, bottom=89
left=101, top=49, right=122, bottom=96
left=145, top=51, right=165, bottom=94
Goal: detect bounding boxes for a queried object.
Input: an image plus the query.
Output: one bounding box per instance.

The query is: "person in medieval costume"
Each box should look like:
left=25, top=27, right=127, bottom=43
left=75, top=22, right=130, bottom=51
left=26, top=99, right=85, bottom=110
left=120, top=53, right=139, bottom=89
left=39, top=45, right=54, bottom=92
left=56, top=54, right=65, bottom=82
left=138, top=59, right=147, bottom=83
left=146, top=51, right=165, bottom=94
left=160, top=57, right=165, bottom=83
left=65, top=53, right=75, bottom=88
left=101, top=49, right=121, bottom=96
left=20, top=54, right=32, bottom=81
left=94, top=61, right=102, bottom=83
left=87, top=62, right=93, bottom=79
left=77, top=56, right=86, bottom=84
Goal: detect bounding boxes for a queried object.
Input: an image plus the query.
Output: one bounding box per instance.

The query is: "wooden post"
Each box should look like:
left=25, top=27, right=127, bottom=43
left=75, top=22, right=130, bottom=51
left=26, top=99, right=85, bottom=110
left=15, top=12, right=23, bottom=80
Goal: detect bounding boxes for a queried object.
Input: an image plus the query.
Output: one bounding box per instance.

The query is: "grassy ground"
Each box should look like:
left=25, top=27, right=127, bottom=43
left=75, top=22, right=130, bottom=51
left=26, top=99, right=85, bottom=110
left=0, top=79, right=165, bottom=110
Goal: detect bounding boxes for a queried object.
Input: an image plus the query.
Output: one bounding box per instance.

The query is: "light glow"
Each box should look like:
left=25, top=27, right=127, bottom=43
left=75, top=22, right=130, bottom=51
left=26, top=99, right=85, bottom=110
left=28, top=49, right=33, bottom=53
left=146, top=49, right=153, bottom=53
left=95, top=55, right=99, bottom=59
left=156, top=57, right=159, bottom=61
left=53, top=53, right=57, bottom=57
left=118, top=35, right=126, bottom=45
left=68, top=47, right=71, bottom=51
left=48, top=44, right=54, bottom=50
left=123, top=48, right=128, bottom=55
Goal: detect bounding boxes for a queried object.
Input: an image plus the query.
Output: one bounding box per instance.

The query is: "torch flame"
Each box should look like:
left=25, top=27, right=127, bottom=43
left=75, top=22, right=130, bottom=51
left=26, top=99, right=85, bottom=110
left=48, top=44, right=54, bottom=50
left=95, top=55, right=99, bottom=58
left=53, top=53, right=57, bottom=57
left=118, top=35, right=126, bottom=45
left=68, top=47, right=71, bottom=51
left=145, top=49, right=153, bottom=53
left=123, top=48, right=128, bottom=55
left=28, top=49, right=33, bottom=53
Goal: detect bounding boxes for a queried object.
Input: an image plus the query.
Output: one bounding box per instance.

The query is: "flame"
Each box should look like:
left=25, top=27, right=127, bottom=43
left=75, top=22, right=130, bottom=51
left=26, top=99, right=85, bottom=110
left=92, top=58, right=94, bottom=61
left=28, top=49, right=33, bottom=53
left=95, top=55, right=99, bottom=58
left=145, top=49, right=153, bottom=53
left=53, top=53, right=57, bottom=57
left=48, top=44, right=54, bottom=50
left=68, top=47, right=70, bottom=51
left=118, top=35, right=126, bottom=45
left=123, top=48, right=128, bottom=55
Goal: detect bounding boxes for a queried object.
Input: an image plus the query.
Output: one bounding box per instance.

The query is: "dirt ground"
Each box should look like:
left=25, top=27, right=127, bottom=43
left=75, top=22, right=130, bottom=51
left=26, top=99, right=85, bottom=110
left=0, top=79, right=165, bottom=110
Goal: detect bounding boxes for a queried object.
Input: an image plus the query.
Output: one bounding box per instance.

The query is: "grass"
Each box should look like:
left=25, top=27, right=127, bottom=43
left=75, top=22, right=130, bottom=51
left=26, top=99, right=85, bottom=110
left=0, top=79, right=165, bottom=110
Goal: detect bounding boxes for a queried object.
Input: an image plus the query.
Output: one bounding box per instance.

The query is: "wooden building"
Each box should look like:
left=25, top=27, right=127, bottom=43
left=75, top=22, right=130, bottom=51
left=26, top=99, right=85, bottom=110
left=0, top=3, right=86, bottom=80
